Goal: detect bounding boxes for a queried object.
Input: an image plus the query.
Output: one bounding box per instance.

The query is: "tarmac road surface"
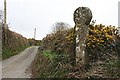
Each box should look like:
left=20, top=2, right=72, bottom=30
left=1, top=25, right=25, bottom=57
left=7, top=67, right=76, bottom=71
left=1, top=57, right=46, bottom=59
left=2, top=46, right=39, bottom=78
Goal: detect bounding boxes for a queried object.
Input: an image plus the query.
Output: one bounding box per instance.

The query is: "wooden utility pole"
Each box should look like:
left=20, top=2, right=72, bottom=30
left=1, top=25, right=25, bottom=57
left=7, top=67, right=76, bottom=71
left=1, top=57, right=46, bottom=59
left=118, top=1, right=120, bottom=35
left=3, top=0, right=8, bottom=45
left=34, top=28, right=36, bottom=39
left=4, top=0, right=7, bottom=28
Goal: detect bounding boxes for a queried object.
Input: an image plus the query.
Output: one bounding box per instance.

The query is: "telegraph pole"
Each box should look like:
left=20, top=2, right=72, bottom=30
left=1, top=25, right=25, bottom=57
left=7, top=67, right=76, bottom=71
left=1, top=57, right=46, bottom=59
left=4, top=0, right=7, bottom=28
left=4, top=0, right=8, bottom=45
left=118, top=1, right=120, bottom=35
left=34, top=28, right=36, bottom=39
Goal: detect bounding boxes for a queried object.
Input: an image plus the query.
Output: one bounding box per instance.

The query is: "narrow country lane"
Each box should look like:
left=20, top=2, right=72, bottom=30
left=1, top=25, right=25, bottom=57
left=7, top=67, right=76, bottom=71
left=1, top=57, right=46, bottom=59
left=2, top=46, right=39, bottom=78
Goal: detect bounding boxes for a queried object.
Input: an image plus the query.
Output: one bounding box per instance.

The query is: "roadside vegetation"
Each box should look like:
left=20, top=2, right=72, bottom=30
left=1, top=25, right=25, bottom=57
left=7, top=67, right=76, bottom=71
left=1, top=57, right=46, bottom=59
left=2, top=24, right=41, bottom=60
left=32, top=22, right=120, bottom=78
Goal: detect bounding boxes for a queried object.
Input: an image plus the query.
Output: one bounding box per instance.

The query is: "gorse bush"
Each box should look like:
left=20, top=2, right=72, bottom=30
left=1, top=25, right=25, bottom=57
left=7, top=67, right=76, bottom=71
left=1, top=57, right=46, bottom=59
left=32, top=22, right=120, bottom=78
left=85, top=24, right=119, bottom=62
left=42, top=22, right=74, bottom=55
left=86, top=24, right=118, bottom=48
left=42, top=22, right=120, bottom=63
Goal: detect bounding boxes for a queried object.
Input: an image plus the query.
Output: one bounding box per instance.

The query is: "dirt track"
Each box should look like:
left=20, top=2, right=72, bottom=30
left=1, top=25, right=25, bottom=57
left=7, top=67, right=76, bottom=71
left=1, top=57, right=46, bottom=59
left=2, top=46, right=39, bottom=78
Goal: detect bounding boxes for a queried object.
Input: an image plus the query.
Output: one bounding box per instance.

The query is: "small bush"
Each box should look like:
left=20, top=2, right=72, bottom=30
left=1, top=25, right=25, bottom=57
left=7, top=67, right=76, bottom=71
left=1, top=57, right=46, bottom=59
left=42, top=50, right=56, bottom=61
left=86, top=24, right=118, bottom=62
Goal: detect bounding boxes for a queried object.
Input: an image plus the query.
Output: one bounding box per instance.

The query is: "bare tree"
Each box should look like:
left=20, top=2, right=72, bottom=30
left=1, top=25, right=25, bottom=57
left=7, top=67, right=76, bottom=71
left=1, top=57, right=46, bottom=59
left=51, top=22, right=70, bottom=33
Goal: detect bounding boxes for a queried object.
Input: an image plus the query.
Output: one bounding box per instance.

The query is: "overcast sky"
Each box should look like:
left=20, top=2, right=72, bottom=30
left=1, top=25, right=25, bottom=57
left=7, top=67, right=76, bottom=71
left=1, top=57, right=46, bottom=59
left=0, top=0, right=119, bottom=40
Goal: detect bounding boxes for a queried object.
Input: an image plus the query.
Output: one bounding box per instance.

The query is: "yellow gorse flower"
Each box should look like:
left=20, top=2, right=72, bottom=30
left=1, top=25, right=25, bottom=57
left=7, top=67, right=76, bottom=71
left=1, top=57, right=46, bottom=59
left=86, top=24, right=116, bottom=48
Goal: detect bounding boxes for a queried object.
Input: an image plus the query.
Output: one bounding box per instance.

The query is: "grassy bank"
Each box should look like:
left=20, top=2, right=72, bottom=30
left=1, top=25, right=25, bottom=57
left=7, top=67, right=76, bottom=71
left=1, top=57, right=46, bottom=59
left=31, top=23, right=120, bottom=78
left=32, top=49, right=120, bottom=78
left=32, top=49, right=71, bottom=78
left=2, top=27, right=30, bottom=60
left=2, top=45, right=29, bottom=59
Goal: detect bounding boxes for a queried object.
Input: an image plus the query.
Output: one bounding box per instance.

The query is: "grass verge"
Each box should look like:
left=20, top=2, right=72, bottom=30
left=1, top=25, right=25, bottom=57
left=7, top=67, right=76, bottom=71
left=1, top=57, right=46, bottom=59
left=31, top=49, right=71, bottom=78
left=2, top=45, right=29, bottom=60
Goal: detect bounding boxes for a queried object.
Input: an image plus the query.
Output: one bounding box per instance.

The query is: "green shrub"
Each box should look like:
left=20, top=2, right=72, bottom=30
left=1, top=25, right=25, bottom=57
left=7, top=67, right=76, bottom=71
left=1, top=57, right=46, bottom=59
left=37, top=50, right=70, bottom=78
left=42, top=50, right=56, bottom=61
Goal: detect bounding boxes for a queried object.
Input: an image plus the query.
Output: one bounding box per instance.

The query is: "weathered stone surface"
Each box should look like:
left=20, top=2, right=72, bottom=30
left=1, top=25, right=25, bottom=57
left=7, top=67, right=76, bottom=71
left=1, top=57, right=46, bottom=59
left=74, top=7, right=92, bottom=25
left=73, top=7, right=92, bottom=65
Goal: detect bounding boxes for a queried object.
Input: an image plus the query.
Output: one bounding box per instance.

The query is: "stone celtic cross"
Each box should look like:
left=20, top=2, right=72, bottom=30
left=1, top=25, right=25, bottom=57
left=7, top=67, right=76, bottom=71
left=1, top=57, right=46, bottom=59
left=73, top=7, right=92, bottom=65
